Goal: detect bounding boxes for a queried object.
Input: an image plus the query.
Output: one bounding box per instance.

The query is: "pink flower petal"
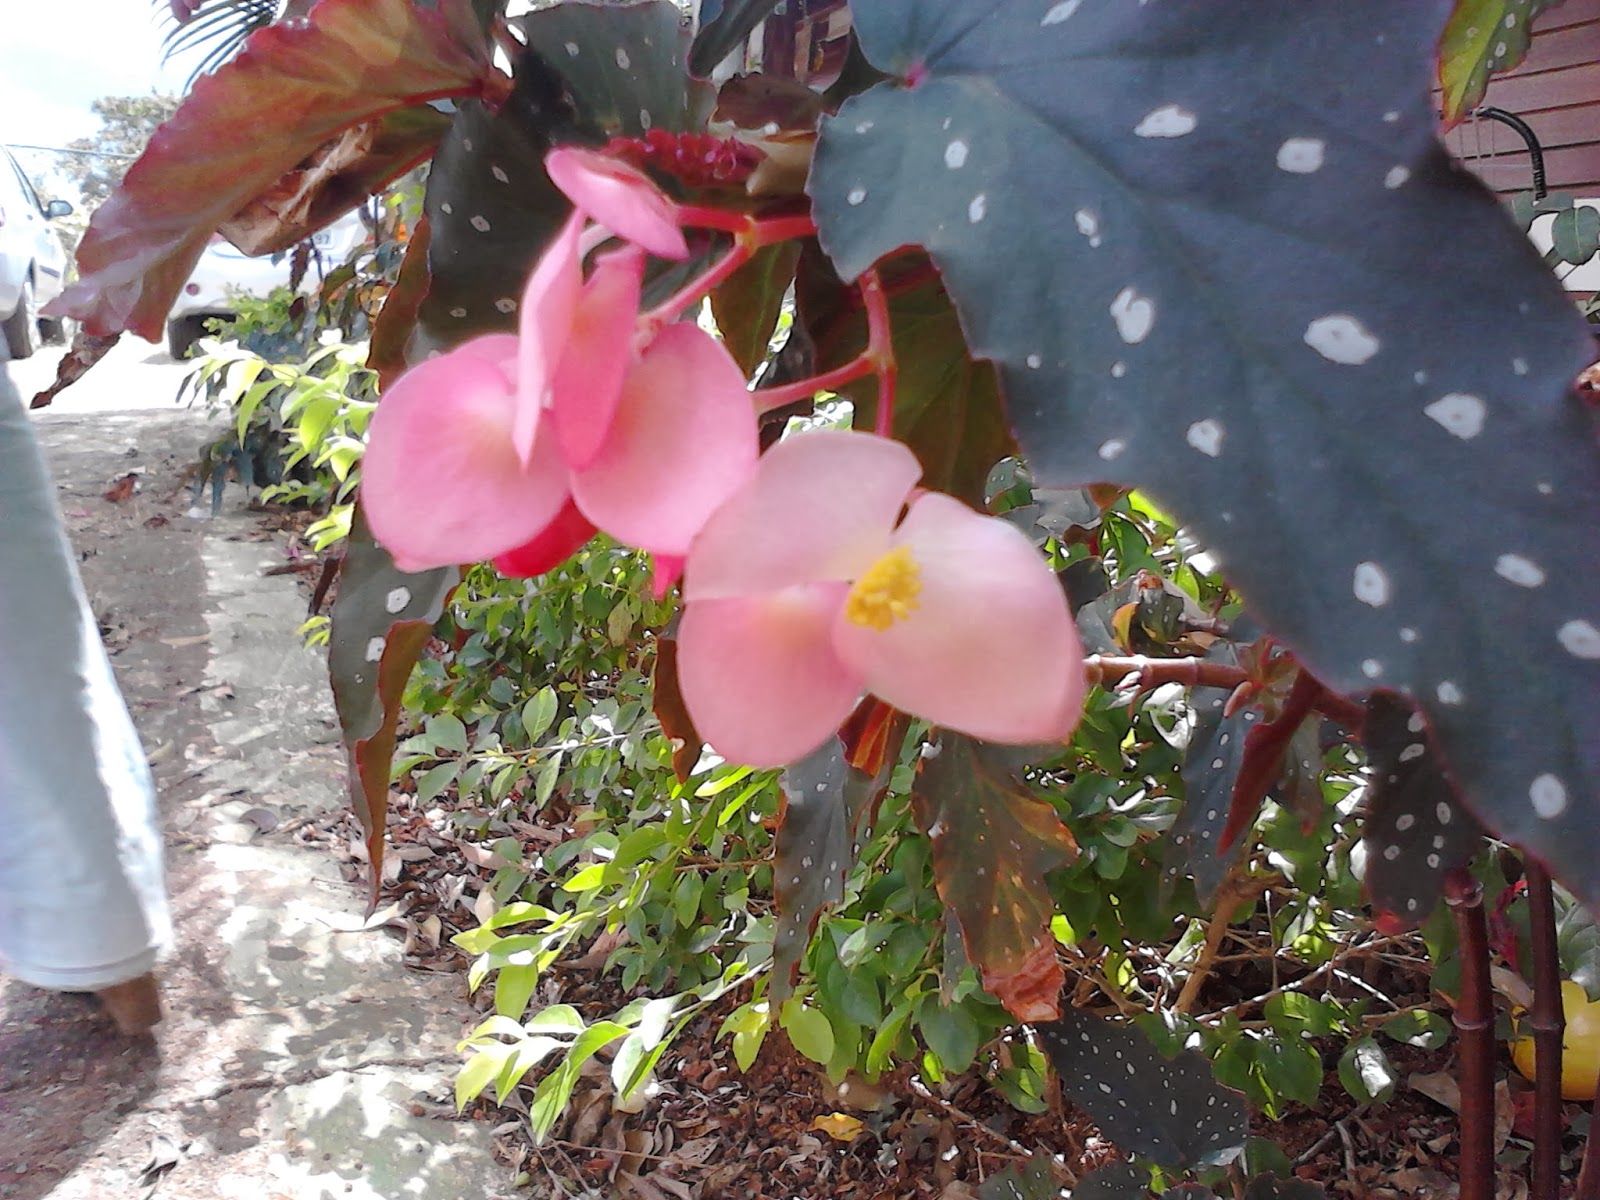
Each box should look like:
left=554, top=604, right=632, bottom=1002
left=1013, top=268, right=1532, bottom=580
left=546, top=146, right=689, bottom=261
left=832, top=493, right=1085, bottom=745
left=453, top=332, right=520, bottom=375
left=551, top=244, right=646, bottom=469
left=570, top=324, right=757, bottom=557
left=363, top=348, right=571, bottom=572
left=492, top=498, right=596, bottom=579
left=684, top=430, right=921, bottom=601
left=514, top=210, right=585, bottom=462
left=678, top=584, right=864, bottom=768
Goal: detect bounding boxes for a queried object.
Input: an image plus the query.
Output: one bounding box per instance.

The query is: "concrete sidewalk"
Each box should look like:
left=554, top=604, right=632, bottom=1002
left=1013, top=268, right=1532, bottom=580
left=0, top=369, right=513, bottom=1199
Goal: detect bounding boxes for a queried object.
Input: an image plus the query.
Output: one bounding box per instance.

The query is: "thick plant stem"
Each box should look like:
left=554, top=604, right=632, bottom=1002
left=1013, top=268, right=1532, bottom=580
left=1446, top=870, right=1496, bottom=1200
left=1526, top=861, right=1565, bottom=1200
left=860, top=271, right=897, bottom=438
left=750, top=269, right=899, bottom=420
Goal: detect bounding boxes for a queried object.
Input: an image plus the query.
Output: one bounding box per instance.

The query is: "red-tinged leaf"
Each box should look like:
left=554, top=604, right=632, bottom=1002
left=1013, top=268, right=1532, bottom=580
left=797, top=249, right=1016, bottom=508
left=838, top=696, right=905, bottom=777
left=1438, top=0, right=1565, bottom=126
left=1219, top=673, right=1322, bottom=852
left=328, top=507, right=458, bottom=909
left=221, top=105, right=451, bottom=256
left=652, top=626, right=702, bottom=784
left=912, top=734, right=1078, bottom=1023
left=29, top=331, right=121, bottom=410
left=711, top=241, right=801, bottom=376
left=367, top=215, right=433, bottom=391
left=49, top=0, right=496, bottom=342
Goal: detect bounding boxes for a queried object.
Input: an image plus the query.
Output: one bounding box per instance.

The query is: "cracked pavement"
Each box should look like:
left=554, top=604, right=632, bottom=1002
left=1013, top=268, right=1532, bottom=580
left=0, top=343, right=514, bottom=1200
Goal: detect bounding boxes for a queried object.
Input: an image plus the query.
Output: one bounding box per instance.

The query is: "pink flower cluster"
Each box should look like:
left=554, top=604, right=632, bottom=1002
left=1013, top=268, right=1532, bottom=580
left=362, top=148, right=1085, bottom=767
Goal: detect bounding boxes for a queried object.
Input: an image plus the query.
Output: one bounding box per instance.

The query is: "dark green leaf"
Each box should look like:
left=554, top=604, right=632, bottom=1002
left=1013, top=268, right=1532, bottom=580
left=913, top=735, right=1077, bottom=1022
left=1038, top=1010, right=1247, bottom=1170
left=690, top=0, right=783, bottom=77
left=1164, top=696, right=1251, bottom=906
left=978, top=1157, right=1066, bottom=1200
left=1361, top=695, right=1485, bottom=931
left=1380, top=1009, right=1451, bottom=1050
left=328, top=508, right=458, bottom=908
left=812, top=1, right=1600, bottom=909
left=1068, top=1163, right=1149, bottom=1200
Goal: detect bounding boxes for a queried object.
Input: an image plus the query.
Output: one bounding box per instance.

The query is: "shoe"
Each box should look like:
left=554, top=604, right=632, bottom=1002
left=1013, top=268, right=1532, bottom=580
left=95, top=972, right=162, bottom=1036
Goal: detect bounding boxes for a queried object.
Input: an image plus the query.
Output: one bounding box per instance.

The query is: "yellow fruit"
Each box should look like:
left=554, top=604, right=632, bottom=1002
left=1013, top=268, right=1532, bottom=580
left=1511, top=980, right=1600, bottom=1101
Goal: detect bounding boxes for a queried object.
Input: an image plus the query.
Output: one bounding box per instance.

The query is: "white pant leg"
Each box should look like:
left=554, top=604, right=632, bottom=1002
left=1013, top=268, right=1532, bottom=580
left=0, top=375, right=171, bottom=990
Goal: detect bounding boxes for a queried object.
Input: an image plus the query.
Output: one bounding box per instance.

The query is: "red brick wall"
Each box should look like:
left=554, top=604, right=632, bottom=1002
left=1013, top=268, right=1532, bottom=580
left=1447, top=0, right=1600, bottom=197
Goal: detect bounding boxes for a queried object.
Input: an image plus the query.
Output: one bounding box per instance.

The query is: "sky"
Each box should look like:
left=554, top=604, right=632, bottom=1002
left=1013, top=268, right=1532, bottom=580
left=0, top=0, right=207, bottom=191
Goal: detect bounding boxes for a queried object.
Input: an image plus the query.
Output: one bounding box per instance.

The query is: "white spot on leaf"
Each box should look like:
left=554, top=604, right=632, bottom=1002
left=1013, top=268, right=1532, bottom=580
left=968, top=193, right=987, bottom=223
left=1277, top=137, right=1326, bottom=174
left=944, top=140, right=969, bottom=169
left=1353, top=562, right=1392, bottom=608
left=1305, top=315, right=1381, bottom=365
left=1385, top=165, right=1411, bottom=190
left=1531, top=773, right=1569, bottom=820
left=1135, top=104, right=1198, bottom=139
left=1042, top=0, right=1083, bottom=24
left=1424, top=393, right=1486, bottom=440
left=1495, top=554, right=1546, bottom=588
left=1558, top=619, right=1600, bottom=659
left=384, top=587, right=411, bottom=614
left=1185, top=419, right=1225, bottom=457
left=1110, top=286, right=1156, bottom=344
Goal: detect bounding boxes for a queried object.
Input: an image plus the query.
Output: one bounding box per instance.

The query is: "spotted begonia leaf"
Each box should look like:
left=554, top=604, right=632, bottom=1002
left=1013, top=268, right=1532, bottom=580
left=689, top=0, right=783, bottom=77
left=416, top=1, right=699, bottom=355
left=1037, top=1009, right=1247, bottom=1171
left=912, top=735, right=1078, bottom=1022
left=811, top=1, right=1600, bottom=908
left=48, top=0, right=494, bottom=341
left=977, top=1158, right=1066, bottom=1200
left=1164, top=697, right=1251, bottom=907
left=1067, top=1163, right=1149, bottom=1200
left=329, top=508, right=458, bottom=909
left=1438, top=0, right=1565, bottom=125
left=1362, top=694, right=1485, bottom=932
left=798, top=250, right=1017, bottom=507
left=772, top=733, right=893, bottom=1001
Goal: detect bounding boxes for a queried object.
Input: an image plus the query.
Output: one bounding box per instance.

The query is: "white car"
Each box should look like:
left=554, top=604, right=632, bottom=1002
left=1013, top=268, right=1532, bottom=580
left=0, top=147, right=72, bottom=359
left=165, top=209, right=371, bottom=358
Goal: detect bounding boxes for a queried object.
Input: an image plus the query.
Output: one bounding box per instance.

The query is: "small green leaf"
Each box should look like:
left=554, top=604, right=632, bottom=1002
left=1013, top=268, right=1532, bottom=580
left=456, top=1044, right=512, bottom=1111
left=522, top=687, right=559, bottom=743
left=781, top=1000, right=836, bottom=1065
left=524, top=1004, right=586, bottom=1035
left=562, top=863, right=609, bottom=892
left=415, top=760, right=460, bottom=804
left=494, top=963, right=539, bottom=1019
left=1380, top=1010, right=1451, bottom=1051
left=1338, top=1037, right=1397, bottom=1104
left=425, top=713, right=469, bottom=755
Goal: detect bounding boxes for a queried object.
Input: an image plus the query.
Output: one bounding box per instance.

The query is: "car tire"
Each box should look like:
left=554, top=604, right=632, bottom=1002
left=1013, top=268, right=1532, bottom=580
left=40, top=314, right=73, bottom=346
left=2, top=276, right=41, bottom=359
left=166, top=315, right=207, bottom=360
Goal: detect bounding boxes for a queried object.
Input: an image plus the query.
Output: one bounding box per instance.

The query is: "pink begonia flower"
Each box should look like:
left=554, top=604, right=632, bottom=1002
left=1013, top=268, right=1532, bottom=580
left=546, top=146, right=689, bottom=261
left=363, top=148, right=756, bottom=577
left=677, top=431, right=1086, bottom=768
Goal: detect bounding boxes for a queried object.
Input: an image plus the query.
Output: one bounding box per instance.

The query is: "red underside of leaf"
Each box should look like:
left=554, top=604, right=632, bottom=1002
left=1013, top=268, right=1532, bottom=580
left=49, top=0, right=495, bottom=342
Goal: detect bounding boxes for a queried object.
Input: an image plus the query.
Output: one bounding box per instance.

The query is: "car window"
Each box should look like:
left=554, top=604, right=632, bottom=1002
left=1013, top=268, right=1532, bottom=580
left=0, top=153, right=24, bottom=208
left=4, top=152, right=42, bottom=211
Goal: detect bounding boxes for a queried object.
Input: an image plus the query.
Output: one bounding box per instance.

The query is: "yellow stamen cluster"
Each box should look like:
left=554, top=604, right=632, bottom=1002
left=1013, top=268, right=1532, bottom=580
left=845, top=545, right=922, bottom=631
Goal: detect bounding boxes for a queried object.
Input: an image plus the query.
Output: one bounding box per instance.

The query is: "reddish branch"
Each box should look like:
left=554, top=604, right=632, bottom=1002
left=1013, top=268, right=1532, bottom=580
left=1446, top=870, right=1496, bottom=1200
left=1526, top=862, right=1565, bottom=1200
left=751, top=267, right=898, bottom=418
left=1082, top=656, right=1365, bottom=729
